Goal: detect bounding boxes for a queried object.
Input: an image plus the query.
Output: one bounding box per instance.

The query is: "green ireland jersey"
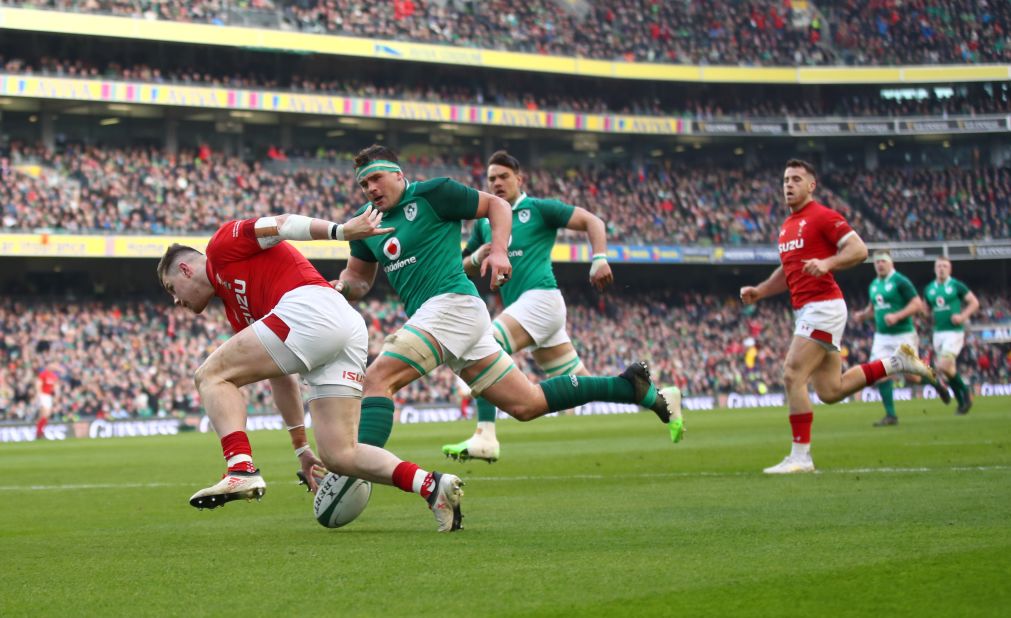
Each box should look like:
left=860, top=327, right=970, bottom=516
left=350, top=178, right=480, bottom=317
left=465, top=193, right=575, bottom=307
left=924, top=277, right=971, bottom=332
left=869, top=270, right=918, bottom=334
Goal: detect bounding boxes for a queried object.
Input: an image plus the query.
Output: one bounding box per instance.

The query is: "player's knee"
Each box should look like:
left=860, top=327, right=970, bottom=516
left=815, top=386, right=843, bottom=404
left=193, top=362, right=216, bottom=392
left=319, top=448, right=354, bottom=476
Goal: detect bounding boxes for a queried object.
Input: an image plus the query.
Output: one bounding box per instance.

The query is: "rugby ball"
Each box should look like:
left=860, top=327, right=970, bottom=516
left=313, top=473, right=372, bottom=528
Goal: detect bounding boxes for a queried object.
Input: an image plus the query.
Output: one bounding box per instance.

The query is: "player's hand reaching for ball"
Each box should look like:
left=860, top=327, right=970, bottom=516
left=483, top=246, right=512, bottom=291
left=342, top=205, right=394, bottom=240
left=739, top=286, right=761, bottom=305
left=296, top=447, right=327, bottom=494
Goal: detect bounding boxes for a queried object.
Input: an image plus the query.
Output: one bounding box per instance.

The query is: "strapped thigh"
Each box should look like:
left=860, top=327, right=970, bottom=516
left=380, top=325, right=444, bottom=377
left=539, top=349, right=585, bottom=377
left=491, top=318, right=518, bottom=354
left=466, top=349, right=515, bottom=397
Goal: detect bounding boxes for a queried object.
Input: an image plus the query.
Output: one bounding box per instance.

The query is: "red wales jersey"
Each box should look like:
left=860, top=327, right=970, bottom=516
left=38, top=370, right=58, bottom=395
left=777, top=201, right=855, bottom=309
left=206, top=219, right=331, bottom=333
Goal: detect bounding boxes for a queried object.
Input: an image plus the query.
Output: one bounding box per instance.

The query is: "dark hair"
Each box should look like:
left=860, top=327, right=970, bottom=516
left=354, top=144, right=400, bottom=169
left=157, top=243, right=200, bottom=288
left=487, top=150, right=521, bottom=173
left=784, top=158, right=817, bottom=180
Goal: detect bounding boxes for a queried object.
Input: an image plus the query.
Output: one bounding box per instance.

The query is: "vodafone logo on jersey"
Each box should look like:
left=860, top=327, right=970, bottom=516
left=383, top=237, right=402, bottom=260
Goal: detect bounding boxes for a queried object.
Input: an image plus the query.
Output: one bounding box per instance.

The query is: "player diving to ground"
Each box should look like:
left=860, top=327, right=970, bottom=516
left=159, top=207, right=464, bottom=531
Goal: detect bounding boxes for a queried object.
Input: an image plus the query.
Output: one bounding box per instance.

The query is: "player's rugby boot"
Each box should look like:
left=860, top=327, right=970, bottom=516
left=956, top=392, right=973, bottom=415
left=873, top=415, right=899, bottom=427
left=442, top=434, right=500, bottom=463
left=660, top=386, right=686, bottom=443
left=189, top=469, right=266, bottom=510
left=425, top=472, right=464, bottom=532
left=620, top=361, right=684, bottom=443
left=763, top=454, right=816, bottom=474
left=894, top=344, right=949, bottom=404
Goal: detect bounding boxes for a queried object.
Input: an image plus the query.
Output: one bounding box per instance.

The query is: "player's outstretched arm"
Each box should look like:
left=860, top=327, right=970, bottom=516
left=332, top=256, right=378, bottom=301
left=254, top=207, right=393, bottom=245
left=567, top=207, right=613, bottom=291
left=741, top=266, right=788, bottom=304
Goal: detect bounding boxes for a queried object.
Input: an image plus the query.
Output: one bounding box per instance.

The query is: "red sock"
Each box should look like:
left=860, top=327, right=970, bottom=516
left=35, top=416, right=48, bottom=438
left=392, top=461, right=436, bottom=498
left=790, top=412, right=813, bottom=444
left=221, top=431, right=256, bottom=474
left=860, top=360, right=887, bottom=385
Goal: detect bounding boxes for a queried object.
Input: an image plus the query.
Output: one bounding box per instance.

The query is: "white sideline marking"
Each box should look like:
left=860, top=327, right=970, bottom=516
left=0, top=465, right=1008, bottom=491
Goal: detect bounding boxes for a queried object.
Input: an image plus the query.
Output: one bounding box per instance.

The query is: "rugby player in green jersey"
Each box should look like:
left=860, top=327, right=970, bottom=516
left=330, top=146, right=682, bottom=512
left=923, top=256, right=979, bottom=414
left=853, top=251, right=950, bottom=427
left=440, top=150, right=681, bottom=463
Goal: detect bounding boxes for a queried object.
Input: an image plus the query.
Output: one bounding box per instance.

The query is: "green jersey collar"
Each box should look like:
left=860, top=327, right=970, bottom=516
left=512, top=192, right=529, bottom=211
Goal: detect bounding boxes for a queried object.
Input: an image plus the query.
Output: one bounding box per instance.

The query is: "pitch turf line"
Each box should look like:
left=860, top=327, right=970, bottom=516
left=2, top=464, right=1007, bottom=492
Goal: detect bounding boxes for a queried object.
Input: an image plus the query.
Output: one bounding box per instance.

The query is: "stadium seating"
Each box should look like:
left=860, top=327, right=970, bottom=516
left=3, top=0, right=1007, bottom=65
left=5, top=143, right=1007, bottom=243
left=2, top=292, right=1008, bottom=421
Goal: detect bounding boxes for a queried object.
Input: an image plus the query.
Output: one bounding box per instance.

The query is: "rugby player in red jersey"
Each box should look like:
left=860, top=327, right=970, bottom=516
left=740, top=159, right=939, bottom=473
left=158, top=207, right=464, bottom=531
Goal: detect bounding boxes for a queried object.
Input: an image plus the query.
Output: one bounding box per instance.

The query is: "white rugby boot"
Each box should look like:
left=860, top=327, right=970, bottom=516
left=763, top=454, right=816, bottom=475
left=189, top=469, right=266, bottom=509
left=425, top=472, right=464, bottom=532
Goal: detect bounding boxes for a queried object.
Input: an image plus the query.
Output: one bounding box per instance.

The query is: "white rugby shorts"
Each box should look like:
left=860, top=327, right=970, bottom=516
left=932, top=330, right=965, bottom=359
left=500, top=288, right=571, bottom=349
left=794, top=299, right=847, bottom=350
left=252, top=285, right=367, bottom=399
left=407, top=293, right=502, bottom=373
left=871, top=331, right=919, bottom=361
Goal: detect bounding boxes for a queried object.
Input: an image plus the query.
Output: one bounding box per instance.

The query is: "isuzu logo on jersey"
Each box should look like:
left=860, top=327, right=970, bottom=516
left=405, top=202, right=417, bottom=221
left=383, top=237, right=402, bottom=260
left=518, top=209, right=530, bottom=223
left=778, top=238, right=805, bottom=253
left=233, top=279, right=254, bottom=325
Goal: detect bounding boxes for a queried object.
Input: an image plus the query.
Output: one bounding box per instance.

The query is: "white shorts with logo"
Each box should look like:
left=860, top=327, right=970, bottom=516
left=933, top=330, right=965, bottom=359
left=408, top=293, right=501, bottom=373
left=37, top=393, right=54, bottom=411
left=251, top=285, right=367, bottom=400
left=871, top=331, right=918, bottom=361
left=500, top=288, right=571, bottom=349
left=794, top=299, right=847, bottom=350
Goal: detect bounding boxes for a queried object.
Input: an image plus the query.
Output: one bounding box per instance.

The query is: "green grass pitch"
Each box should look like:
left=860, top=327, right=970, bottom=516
left=1, top=397, right=1009, bottom=617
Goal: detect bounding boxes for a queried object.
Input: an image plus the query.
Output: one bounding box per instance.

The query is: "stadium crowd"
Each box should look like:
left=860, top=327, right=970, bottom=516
left=3, top=0, right=1008, bottom=65
left=6, top=143, right=1008, bottom=244
left=3, top=54, right=1008, bottom=119
left=2, top=291, right=1008, bottom=422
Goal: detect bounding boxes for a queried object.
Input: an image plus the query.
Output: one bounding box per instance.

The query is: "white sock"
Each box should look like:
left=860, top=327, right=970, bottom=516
left=226, top=454, right=253, bottom=468
left=790, top=442, right=811, bottom=458
left=411, top=469, right=433, bottom=495
left=883, top=356, right=903, bottom=376
left=475, top=421, right=497, bottom=440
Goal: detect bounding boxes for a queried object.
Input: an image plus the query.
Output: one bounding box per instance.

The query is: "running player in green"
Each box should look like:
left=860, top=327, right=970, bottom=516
left=441, top=150, right=683, bottom=462
left=332, top=145, right=681, bottom=514
left=923, top=256, right=979, bottom=414
left=853, top=251, right=949, bottom=426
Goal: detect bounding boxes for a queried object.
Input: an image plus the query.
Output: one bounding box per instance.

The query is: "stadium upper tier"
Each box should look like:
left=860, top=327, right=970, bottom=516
left=1, top=145, right=1008, bottom=242
left=2, top=291, right=1008, bottom=421
left=0, top=0, right=1008, bottom=68
left=2, top=55, right=1008, bottom=119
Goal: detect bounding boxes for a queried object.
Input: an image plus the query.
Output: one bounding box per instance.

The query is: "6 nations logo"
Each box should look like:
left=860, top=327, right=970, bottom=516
left=383, top=237, right=402, bottom=260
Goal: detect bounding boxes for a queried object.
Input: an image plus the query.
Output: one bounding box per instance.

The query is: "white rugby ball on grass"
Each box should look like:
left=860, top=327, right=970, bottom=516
left=313, top=473, right=372, bottom=528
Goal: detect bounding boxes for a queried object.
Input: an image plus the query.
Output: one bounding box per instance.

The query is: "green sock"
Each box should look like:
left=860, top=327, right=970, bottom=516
left=540, top=375, right=635, bottom=411
left=358, top=397, right=394, bottom=447
left=476, top=397, right=497, bottom=423
left=878, top=381, right=897, bottom=418
left=949, top=373, right=968, bottom=406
